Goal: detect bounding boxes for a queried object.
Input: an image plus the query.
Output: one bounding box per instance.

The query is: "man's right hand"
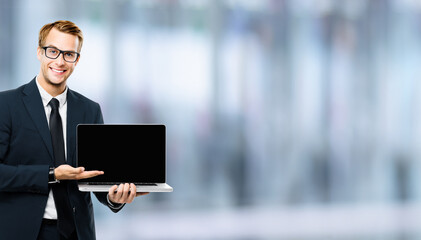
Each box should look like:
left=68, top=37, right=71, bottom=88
left=55, top=164, right=104, bottom=180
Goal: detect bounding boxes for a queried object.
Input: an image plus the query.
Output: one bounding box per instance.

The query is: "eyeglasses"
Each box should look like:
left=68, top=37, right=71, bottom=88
left=42, top=47, right=80, bottom=63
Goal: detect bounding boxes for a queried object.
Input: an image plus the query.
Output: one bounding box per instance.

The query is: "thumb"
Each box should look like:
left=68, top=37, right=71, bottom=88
left=74, top=167, right=85, bottom=173
left=109, top=185, right=118, bottom=195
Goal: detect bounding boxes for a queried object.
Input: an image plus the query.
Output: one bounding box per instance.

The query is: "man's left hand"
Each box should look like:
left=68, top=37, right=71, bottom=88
left=108, top=183, right=149, bottom=204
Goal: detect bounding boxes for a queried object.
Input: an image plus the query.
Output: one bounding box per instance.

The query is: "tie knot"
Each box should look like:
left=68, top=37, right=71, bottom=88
left=49, top=98, right=60, bottom=111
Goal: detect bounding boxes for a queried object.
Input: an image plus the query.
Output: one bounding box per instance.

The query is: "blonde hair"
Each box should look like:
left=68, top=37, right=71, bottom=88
left=38, top=20, right=83, bottom=52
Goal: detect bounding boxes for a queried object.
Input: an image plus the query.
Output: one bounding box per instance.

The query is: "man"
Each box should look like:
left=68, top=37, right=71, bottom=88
left=0, top=20, right=147, bottom=240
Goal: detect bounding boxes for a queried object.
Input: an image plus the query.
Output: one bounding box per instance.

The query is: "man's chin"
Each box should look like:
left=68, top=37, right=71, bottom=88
left=46, top=76, right=67, bottom=87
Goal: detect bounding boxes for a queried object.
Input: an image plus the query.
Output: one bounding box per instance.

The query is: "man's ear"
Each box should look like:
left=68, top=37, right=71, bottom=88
left=74, top=55, right=81, bottom=66
left=36, top=47, right=42, bottom=61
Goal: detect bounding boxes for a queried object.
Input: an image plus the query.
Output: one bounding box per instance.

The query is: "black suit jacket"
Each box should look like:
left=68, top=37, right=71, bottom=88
left=0, top=78, right=119, bottom=240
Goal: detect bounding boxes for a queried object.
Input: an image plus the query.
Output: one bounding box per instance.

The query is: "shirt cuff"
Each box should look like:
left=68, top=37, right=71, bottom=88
left=106, top=194, right=125, bottom=210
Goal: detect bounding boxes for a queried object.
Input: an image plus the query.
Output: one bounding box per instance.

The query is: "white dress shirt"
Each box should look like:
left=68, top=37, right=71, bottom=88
left=35, top=77, right=68, bottom=220
left=36, top=77, right=122, bottom=215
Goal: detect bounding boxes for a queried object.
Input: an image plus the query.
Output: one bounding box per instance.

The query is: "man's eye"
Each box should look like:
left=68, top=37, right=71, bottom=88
left=65, top=52, right=75, bottom=57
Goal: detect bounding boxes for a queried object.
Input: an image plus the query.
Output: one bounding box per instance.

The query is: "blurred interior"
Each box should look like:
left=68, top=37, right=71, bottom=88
left=2, top=0, right=421, bottom=239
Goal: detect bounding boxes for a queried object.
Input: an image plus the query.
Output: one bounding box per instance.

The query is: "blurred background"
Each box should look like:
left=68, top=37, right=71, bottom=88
left=2, top=0, right=421, bottom=239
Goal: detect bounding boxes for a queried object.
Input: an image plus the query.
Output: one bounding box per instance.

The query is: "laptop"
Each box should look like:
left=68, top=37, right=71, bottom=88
left=77, top=124, right=173, bottom=192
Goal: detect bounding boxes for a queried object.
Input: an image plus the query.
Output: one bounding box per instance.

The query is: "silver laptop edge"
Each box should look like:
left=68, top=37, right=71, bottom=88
left=78, top=183, right=173, bottom=192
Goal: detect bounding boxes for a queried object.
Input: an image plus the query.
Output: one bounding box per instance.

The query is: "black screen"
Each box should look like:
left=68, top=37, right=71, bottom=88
left=77, top=124, right=166, bottom=183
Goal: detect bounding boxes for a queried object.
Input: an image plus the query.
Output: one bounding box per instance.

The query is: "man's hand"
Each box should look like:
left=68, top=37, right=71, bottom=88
left=108, top=183, right=149, bottom=204
left=55, top=164, right=104, bottom=180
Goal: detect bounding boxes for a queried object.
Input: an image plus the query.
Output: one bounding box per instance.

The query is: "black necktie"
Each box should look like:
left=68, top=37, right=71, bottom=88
left=49, top=98, right=75, bottom=238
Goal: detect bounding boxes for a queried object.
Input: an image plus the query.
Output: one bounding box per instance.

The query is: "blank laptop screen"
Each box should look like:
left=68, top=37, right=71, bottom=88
left=77, top=124, right=166, bottom=183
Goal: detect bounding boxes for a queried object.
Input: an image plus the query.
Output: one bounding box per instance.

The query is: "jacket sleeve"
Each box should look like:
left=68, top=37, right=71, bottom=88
left=0, top=93, right=49, bottom=194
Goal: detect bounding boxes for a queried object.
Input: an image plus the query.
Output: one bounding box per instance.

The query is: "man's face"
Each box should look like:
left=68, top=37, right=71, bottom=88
left=37, top=28, right=80, bottom=88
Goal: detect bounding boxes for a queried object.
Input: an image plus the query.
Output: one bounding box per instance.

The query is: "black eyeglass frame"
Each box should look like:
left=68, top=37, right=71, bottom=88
left=42, top=46, right=80, bottom=63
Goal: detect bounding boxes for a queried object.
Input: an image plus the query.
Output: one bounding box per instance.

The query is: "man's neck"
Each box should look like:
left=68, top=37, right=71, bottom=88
left=36, top=74, right=66, bottom=97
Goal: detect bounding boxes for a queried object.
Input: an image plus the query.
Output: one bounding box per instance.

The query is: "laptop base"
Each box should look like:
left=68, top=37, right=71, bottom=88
left=78, top=183, right=173, bottom=192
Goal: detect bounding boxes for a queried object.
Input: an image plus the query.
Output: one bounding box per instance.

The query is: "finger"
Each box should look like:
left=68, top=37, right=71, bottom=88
left=127, top=184, right=136, bottom=203
left=67, top=167, right=85, bottom=178
left=116, top=184, right=124, bottom=201
left=77, top=170, right=104, bottom=180
left=122, top=183, right=130, bottom=200
left=109, top=185, right=118, bottom=197
left=71, top=167, right=85, bottom=174
left=84, top=170, right=104, bottom=177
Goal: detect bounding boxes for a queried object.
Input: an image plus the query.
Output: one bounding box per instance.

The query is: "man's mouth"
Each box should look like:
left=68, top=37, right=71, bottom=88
left=50, top=67, right=66, bottom=73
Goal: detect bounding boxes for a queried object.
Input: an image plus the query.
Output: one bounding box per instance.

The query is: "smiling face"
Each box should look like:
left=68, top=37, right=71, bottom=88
left=37, top=27, right=80, bottom=96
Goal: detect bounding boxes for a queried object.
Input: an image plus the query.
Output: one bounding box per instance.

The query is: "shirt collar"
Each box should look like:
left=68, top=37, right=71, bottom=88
left=35, top=76, right=68, bottom=108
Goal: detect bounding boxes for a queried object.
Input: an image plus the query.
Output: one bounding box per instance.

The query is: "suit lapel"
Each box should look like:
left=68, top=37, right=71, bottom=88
left=66, top=89, right=84, bottom=167
left=22, top=78, right=54, bottom=162
left=22, top=79, right=86, bottom=167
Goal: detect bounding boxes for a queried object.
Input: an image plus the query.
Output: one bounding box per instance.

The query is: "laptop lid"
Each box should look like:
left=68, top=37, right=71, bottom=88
left=77, top=124, right=166, bottom=184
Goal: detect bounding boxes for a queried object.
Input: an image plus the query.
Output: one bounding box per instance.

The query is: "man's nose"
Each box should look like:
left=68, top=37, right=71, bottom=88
left=55, top=53, right=66, bottom=65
